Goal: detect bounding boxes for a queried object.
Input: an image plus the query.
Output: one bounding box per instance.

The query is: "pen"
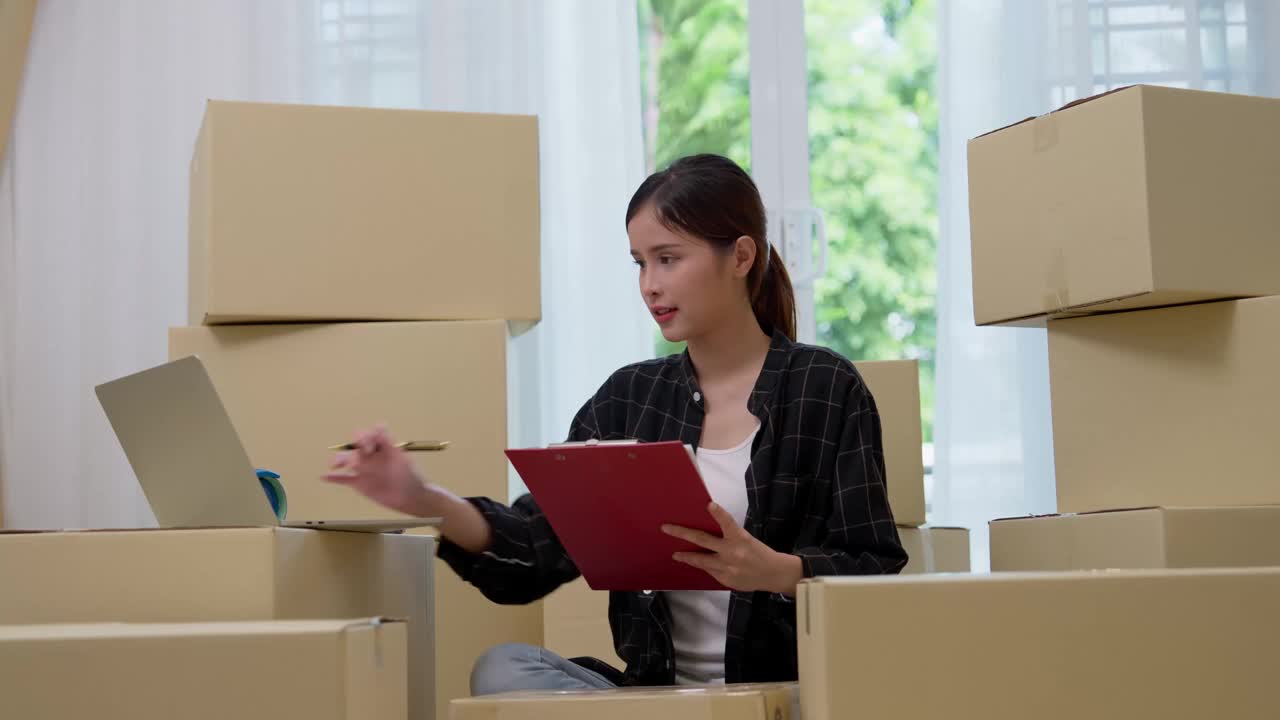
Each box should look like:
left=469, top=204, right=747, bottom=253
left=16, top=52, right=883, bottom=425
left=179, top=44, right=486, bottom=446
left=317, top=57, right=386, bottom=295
left=327, top=440, right=451, bottom=452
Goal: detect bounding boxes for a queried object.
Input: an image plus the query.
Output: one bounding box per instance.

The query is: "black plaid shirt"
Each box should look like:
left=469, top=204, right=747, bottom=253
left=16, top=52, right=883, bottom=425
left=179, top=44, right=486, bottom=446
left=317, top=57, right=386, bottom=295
left=438, top=328, right=907, bottom=685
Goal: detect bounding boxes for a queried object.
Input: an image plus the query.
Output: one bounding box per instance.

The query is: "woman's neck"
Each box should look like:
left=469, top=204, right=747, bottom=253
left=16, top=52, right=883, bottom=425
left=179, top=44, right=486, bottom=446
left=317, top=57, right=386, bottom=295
left=685, top=306, right=772, bottom=387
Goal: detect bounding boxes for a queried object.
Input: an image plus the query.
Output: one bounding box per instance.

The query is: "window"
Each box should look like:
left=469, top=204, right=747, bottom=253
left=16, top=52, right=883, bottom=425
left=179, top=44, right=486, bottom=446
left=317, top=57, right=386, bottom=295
left=638, top=0, right=939, bottom=481
left=310, top=0, right=426, bottom=107
left=1051, top=0, right=1259, bottom=105
left=805, top=0, right=938, bottom=450
left=638, top=0, right=751, bottom=358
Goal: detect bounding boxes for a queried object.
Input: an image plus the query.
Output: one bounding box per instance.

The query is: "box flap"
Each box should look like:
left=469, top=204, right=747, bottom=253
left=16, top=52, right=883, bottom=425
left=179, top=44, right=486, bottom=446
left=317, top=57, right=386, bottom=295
left=1079, top=506, right=1163, bottom=516
left=0, top=617, right=403, bottom=641
left=0, top=525, right=275, bottom=536
left=971, top=84, right=1138, bottom=140
left=1165, top=504, right=1280, bottom=512
left=989, top=512, right=1064, bottom=524
left=990, top=506, right=1163, bottom=524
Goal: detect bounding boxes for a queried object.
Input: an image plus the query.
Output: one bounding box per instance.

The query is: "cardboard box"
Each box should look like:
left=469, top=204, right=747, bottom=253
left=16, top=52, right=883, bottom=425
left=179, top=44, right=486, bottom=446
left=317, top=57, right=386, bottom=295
left=899, top=525, right=969, bottom=573
left=798, top=569, right=1280, bottom=720
left=188, top=100, right=539, bottom=326
left=169, top=321, right=507, bottom=521
left=0, top=0, right=35, bottom=168
left=542, top=578, right=620, bottom=670
left=421, top=547, right=543, bottom=720
left=990, top=506, right=1280, bottom=571
left=169, top=320, right=540, bottom=719
left=0, top=528, right=432, bottom=720
left=450, top=683, right=797, bottom=720
left=853, top=359, right=926, bottom=526
left=1047, top=296, right=1280, bottom=513
left=968, top=85, right=1280, bottom=326
left=1, top=618, right=406, bottom=720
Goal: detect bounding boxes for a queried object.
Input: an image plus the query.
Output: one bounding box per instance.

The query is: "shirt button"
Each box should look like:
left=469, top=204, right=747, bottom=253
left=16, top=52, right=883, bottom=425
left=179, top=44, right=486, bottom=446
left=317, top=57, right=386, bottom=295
left=693, top=391, right=702, bottom=402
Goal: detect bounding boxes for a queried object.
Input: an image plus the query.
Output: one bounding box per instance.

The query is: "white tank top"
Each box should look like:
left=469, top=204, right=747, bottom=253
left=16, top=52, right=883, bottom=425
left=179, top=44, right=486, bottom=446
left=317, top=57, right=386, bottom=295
left=667, top=423, right=757, bottom=685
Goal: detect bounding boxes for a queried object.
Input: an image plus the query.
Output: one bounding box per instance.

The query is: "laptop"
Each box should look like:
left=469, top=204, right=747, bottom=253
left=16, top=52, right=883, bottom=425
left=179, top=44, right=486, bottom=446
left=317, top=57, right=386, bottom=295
left=94, top=355, right=440, bottom=533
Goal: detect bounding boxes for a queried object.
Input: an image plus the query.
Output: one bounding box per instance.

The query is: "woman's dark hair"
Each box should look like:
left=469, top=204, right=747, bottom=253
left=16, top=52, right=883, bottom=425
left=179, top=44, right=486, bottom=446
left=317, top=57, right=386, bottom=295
left=624, top=153, right=797, bottom=341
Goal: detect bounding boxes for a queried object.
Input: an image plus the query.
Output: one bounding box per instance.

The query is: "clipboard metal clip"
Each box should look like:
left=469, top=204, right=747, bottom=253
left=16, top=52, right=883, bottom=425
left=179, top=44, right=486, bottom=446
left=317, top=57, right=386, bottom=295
left=547, top=438, right=640, bottom=448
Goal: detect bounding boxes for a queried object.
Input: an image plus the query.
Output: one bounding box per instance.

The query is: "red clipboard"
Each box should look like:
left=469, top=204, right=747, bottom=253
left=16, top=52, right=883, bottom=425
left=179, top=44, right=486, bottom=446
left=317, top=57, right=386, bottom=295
left=505, top=440, right=727, bottom=591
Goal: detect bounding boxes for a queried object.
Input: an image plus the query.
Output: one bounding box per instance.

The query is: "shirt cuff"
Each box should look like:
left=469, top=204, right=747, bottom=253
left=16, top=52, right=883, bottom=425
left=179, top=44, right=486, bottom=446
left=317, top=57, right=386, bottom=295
left=434, top=496, right=529, bottom=581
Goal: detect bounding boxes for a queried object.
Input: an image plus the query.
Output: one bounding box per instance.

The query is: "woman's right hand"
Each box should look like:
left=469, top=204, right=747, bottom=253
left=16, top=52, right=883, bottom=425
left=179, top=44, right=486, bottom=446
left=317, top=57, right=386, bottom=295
left=323, top=423, right=438, bottom=517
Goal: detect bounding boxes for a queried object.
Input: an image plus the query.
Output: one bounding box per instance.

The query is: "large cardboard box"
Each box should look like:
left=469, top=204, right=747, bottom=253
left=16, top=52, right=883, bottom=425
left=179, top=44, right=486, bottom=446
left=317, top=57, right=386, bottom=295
left=0, top=0, right=35, bottom=168
left=542, top=578, right=620, bottom=670
left=541, top=526, right=969, bottom=669
left=169, top=321, right=507, bottom=522
left=967, top=85, right=1280, bottom=326
left=798, top=569, right=1280, bottom=719
left=188, top=99, right=539, bottom=326
left=1047, top=296, right=1280, bottom=513
left=450, top=684, right=797, bottom=720
left=853, top=359, right=926, bottom=526
left=169, top=320, right=542, bottom=719
left=899, top=525, right=969, bottom=573
left=0, top=528, right=432, bottom=720
left=1, top=618, right=406, bottom=720
left=990, top=506, right=1280, bottom=571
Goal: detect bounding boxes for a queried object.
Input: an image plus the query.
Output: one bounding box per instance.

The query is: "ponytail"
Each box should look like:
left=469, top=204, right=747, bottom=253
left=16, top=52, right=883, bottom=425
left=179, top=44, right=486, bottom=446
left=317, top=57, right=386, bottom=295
left=751, top=244, right=797, bottom=341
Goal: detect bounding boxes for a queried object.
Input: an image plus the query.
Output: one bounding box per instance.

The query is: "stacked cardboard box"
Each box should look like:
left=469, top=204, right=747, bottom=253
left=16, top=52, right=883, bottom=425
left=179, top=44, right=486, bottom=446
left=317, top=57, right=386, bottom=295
left=793, top=85, right=1280, bottom=720
left=990, top=506, right=1280, bottom=571
left=855, top=359, right=970, bottom=571
left=797, top=569, right=1280, bottom=719
left=1, top=618, right=407, bottom=720
left=0, top=527, right=434, bottom=719
left=771, top=83, right=1280, bottom=718
left=967, top=84, right=1280, bottom=570
left=169, top=99, right=544, bottom=720
left=854, top=359, right=927, bottom=528
left=967, top=85, right=1280, bottom=328
left=857, top=359, right=970, bottom=575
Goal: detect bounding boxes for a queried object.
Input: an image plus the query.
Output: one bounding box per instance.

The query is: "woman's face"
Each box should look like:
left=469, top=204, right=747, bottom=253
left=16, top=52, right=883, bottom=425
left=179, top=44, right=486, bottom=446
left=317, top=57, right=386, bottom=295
left=627, top=205, right=749, bottom=344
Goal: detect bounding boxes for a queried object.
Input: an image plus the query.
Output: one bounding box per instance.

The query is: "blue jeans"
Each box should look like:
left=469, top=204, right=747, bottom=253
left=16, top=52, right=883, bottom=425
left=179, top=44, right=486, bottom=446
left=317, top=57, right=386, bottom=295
left=470, top=643, right=619, bottom=695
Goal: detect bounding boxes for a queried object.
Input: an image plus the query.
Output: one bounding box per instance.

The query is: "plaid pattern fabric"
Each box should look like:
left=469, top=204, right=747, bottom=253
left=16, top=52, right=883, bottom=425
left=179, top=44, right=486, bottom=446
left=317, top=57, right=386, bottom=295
left=438, top=328, right=907, bottom=685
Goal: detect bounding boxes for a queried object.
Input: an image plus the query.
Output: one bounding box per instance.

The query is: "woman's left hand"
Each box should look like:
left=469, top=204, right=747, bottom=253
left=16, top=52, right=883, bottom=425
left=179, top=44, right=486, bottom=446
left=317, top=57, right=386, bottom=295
left=663, top=502, right=804, bottom=595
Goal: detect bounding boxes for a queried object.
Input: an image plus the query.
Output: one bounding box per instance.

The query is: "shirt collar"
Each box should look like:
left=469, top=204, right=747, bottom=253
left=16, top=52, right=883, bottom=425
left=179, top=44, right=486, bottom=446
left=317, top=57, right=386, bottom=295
left=678, top=327, right=792, bottom=416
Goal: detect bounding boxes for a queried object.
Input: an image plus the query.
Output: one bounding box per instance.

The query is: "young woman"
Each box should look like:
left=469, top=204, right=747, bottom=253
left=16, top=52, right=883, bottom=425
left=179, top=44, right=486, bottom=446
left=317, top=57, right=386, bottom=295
left=325, top=153, right=908, bottom=693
